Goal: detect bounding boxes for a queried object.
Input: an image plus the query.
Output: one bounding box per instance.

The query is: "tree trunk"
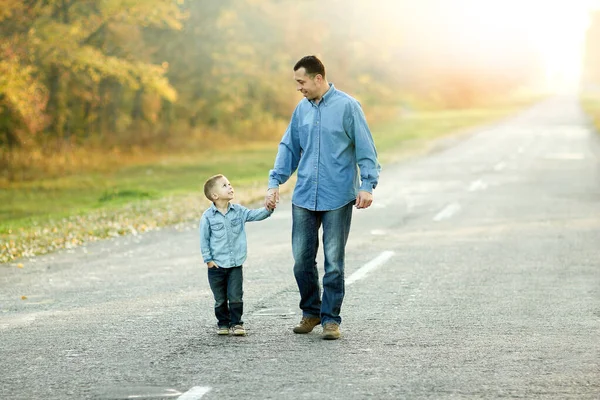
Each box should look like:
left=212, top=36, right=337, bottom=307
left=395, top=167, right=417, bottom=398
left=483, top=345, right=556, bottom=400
left=46, top=65, right=67, bottom=139
left=131, top=86, right=145, bottom=122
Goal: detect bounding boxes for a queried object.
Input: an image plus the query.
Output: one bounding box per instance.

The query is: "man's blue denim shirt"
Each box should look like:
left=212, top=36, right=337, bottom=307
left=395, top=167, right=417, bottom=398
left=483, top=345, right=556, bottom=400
left=268, top=83, right=381, bottom=211
left=199, top=203, right=272, bottom=268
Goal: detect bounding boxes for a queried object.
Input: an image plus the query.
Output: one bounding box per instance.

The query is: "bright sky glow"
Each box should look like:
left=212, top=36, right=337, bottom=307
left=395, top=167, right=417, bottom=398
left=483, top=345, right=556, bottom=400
left=374, top=0, right=598, bottom=92
left=506, top=0, right=593, bottom=90
left=447, top=0, right=595, bottom=91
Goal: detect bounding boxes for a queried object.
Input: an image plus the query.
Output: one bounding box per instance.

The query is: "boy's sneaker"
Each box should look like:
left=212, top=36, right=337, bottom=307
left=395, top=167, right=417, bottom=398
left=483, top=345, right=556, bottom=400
left=217, top=326, right=230, bottom=335
left=322, top=323, right=341, bottom=340
left=293, top=316, right=321, bottom=334
left=231, top=325, right=246, bottom=336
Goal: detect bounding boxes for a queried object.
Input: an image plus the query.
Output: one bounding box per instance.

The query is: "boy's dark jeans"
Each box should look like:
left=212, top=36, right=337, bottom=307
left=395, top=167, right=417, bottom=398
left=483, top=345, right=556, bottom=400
left=207, top=265, right=243, bottom=328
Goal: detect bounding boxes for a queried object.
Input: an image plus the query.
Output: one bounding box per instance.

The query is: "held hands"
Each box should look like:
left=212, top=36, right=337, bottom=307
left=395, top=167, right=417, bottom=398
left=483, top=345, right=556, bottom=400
left=355, top=190, right=373, bottom=209
left=265, top=188, right=279, bottom=211
left=264, top=187, right=372, bottom=209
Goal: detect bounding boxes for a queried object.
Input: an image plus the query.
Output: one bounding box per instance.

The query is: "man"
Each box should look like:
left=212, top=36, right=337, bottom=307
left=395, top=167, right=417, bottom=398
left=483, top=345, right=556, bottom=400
left=265, top=55, right=381, bottom=340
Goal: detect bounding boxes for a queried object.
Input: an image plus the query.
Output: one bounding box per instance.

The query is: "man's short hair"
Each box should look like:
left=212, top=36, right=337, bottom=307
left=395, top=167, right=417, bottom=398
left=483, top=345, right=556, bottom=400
left=203, top=174, right=224, bottom=201
left=294, top=55, right=326, bottom=79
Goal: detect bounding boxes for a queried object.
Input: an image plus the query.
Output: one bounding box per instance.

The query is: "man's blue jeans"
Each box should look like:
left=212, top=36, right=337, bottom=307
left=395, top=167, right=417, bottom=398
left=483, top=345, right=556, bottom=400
left=207, top=266, right=243, bottom=328
left=292, top=201, right=353, bottom=325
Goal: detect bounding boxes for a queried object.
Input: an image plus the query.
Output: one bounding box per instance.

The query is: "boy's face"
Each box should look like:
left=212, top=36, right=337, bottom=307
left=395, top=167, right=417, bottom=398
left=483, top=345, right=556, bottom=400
left=212, top=177, right=234, bottom=201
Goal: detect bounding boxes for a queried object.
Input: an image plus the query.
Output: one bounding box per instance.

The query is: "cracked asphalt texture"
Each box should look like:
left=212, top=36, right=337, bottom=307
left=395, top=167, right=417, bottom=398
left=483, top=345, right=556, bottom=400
left=1, top=95, right=599, bottom=399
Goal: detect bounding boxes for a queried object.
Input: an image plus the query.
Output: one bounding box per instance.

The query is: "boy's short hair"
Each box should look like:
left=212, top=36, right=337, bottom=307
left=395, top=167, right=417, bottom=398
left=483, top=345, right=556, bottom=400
left=204, top=174, right=224, bottom=201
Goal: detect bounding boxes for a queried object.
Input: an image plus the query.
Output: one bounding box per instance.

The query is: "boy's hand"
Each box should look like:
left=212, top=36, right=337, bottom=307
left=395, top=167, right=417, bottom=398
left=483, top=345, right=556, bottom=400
left=207, top=261, right=218, bottom=268
left=265, top=188, right=279, bottom=210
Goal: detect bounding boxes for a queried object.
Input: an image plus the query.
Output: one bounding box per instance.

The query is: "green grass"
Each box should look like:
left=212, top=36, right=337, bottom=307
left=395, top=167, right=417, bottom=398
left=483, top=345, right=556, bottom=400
left=581, top=94, right=600, bottom=132
left=372, top=102, right=535, bottom=163
left=0, top=97, right=541, bottom=263
left=0, top=147, right=277, bottom=233
left=375, top=109, right=507, bottom=148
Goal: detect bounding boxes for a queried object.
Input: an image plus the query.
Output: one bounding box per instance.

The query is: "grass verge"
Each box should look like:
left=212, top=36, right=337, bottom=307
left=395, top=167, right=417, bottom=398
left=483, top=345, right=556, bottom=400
left=1, top=97, right=541, bottom=264
left=581, top=94, right=600, bottom=132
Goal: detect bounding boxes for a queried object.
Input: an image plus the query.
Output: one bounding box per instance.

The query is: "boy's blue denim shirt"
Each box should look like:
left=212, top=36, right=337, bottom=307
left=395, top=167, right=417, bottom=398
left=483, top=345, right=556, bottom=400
left=268, top=83, right=381, bottom=211
left=199, top=202, right=272, bottom=268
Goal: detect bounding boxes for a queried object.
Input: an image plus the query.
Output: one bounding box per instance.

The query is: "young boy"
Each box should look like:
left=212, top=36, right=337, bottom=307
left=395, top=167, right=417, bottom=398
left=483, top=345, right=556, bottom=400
left=199, top=174, right=274, bottom=336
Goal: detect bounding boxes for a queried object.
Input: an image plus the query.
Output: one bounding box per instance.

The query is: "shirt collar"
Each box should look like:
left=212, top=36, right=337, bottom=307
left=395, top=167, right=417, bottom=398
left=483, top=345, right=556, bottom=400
left=210, top=202, right=233, bottom=214
left=310, top=83, right=335, bottom=106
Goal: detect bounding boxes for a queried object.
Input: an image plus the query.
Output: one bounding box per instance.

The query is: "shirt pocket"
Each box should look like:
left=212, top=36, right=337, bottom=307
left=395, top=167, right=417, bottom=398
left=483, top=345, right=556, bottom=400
left=299, top=124, right=310, bottom=152
left=211, top=222, right=226, bottom=238
left=231, top=217, right=242, bottom=234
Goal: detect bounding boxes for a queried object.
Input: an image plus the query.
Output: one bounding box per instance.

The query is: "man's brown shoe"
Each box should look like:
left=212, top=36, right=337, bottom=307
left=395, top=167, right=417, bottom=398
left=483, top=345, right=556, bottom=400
left=293, top=316, right=321, bottom=334
left=322, top=323, right=341, bottom=340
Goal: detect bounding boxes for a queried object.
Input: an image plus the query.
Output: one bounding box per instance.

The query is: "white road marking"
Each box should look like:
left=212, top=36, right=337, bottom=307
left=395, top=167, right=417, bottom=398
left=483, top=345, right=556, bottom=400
left=128, top=388, right=181, bottom=398
left=346, top=251, right=394, bottom=286
left=433, top=202, right=461, bottom=222
left=544, top=153, right=585, bottom=160
left=493, top=161, right=506, bottom=171
left=177, top=386, right=212, bottom=400
left=0, top=314, right=38, bottom=330
left=252, top=307, right=295, bottom=316
left=468, top=179, right=488, bottom=192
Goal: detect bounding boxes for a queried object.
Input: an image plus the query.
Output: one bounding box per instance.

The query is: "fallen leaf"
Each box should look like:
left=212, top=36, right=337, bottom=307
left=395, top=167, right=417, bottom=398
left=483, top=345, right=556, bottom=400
left=17, top=263, right=24, bottom=268
left=21, top=296, right=27, bottom=300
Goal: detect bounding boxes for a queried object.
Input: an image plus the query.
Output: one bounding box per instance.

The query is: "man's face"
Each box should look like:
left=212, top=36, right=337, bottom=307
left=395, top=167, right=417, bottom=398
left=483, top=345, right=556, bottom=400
left=294, top=67, right=320, bottom=100
left=212, top=177, right=234, bottom=201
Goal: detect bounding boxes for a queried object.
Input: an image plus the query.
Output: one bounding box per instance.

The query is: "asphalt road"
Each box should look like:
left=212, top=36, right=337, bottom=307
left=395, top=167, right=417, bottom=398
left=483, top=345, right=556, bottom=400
left=1, top=95, right=599, bottom=400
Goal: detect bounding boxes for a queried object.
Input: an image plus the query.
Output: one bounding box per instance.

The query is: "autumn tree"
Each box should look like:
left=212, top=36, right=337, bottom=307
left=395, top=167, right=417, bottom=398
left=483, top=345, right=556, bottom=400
left=0, top=0, right=183, bottom=148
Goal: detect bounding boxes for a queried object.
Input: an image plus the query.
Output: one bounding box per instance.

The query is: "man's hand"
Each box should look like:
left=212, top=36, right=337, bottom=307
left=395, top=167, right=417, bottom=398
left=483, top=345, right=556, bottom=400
left=355, top=190, right=373, bottom=209
left=207, top=261, right=218, bottom=269
left=265, top=188, right=279, bottom=211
